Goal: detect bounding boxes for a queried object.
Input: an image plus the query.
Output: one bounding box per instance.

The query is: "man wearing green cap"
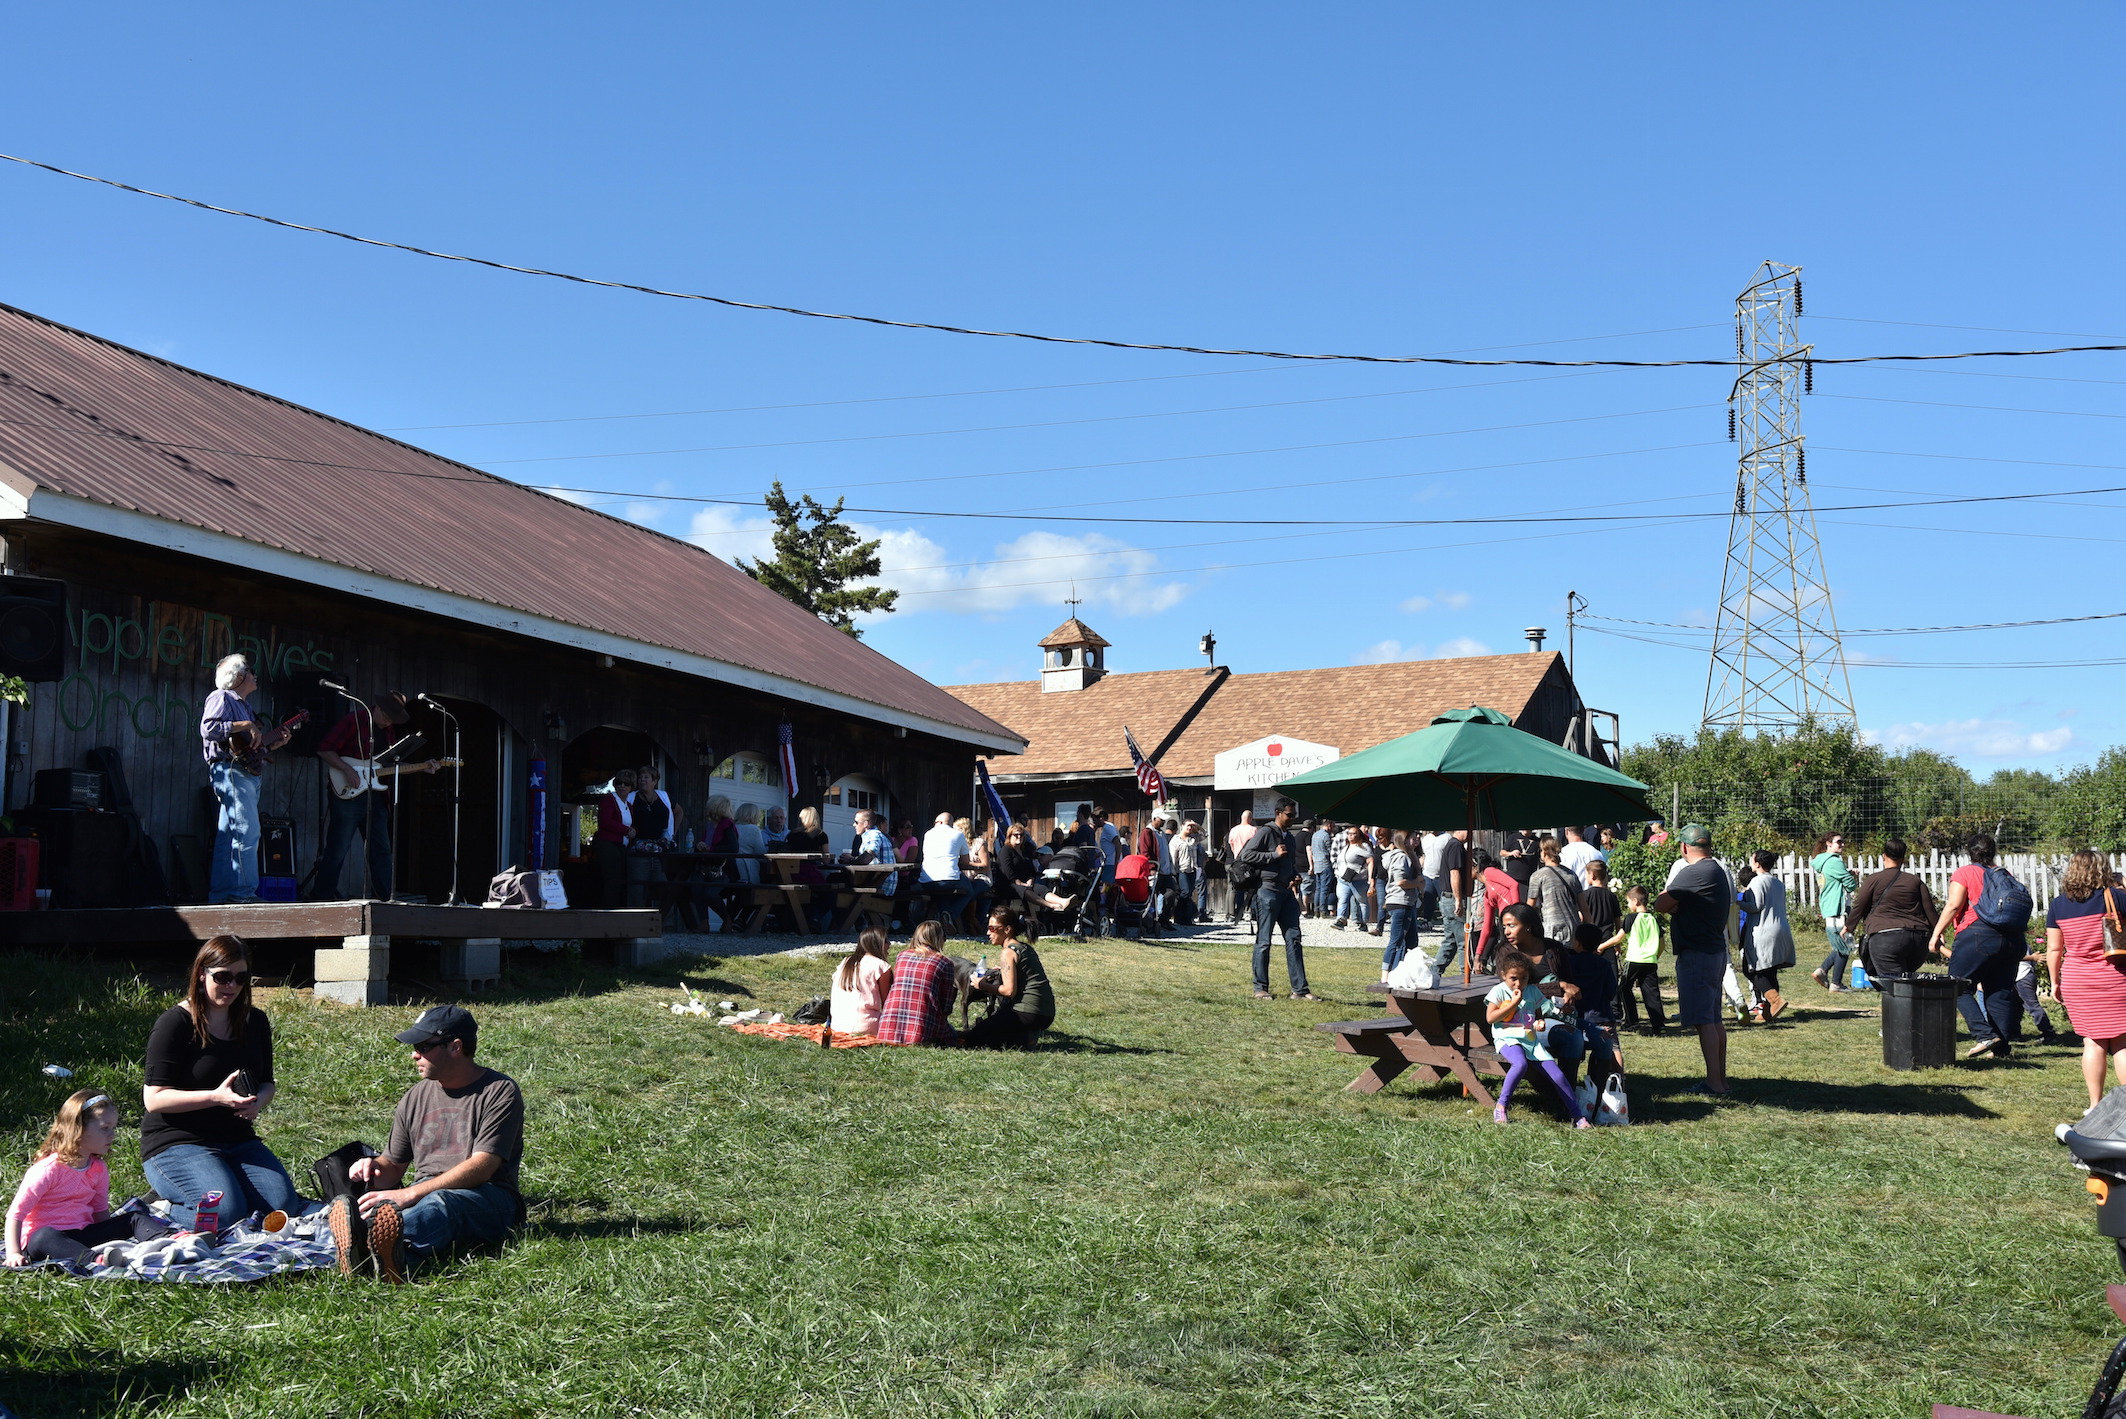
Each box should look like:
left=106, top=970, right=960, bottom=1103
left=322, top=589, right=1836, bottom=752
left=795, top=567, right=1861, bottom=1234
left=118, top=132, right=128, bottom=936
left=1654, top=824, right=1735, bottom=1095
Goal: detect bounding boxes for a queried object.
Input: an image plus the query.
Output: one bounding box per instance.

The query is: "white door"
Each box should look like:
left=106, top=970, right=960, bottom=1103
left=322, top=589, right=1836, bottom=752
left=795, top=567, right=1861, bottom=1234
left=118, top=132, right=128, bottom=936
left=709, top=751, right=789, bottom=827
left=823, top=774, right=887, bottom=854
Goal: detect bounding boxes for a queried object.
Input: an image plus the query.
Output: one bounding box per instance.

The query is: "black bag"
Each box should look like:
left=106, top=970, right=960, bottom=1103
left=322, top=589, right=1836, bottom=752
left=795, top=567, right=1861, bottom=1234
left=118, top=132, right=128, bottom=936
left=312, top=1140, right=379, bottom=1203
left=791, top=996, right=830, bottom=1025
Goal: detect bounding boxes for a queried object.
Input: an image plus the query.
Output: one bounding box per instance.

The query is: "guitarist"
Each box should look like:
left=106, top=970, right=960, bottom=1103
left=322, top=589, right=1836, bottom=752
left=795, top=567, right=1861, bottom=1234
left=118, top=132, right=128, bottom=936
left=311, top=693, right=439, bottom=902
left=200, top=654, right=293, bottom=904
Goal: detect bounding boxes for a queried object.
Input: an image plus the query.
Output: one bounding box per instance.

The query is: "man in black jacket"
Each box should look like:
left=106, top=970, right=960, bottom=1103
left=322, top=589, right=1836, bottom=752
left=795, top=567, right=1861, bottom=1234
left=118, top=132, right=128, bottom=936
left=1239, top=798, right=1316, bottom=1001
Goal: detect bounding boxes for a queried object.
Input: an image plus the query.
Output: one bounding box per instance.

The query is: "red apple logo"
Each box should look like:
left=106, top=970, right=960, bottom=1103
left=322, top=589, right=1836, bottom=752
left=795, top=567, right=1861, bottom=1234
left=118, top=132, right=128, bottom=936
left=1267, top=742, right=1283, bottom=757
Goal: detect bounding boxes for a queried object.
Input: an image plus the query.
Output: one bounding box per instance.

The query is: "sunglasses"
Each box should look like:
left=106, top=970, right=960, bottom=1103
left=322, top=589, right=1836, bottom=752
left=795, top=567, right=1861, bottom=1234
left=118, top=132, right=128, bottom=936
left=205, top=969, right=252, bottom=987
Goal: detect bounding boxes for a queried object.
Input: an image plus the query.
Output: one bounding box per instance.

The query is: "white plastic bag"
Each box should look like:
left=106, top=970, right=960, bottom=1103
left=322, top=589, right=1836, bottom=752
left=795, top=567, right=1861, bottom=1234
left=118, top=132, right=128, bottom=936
left=1596, top=1073, right=1631, bottom=1126
left=1574, top=1076, right=1600, bottom=1118
left=1385, top=953, right=1440, bottom=990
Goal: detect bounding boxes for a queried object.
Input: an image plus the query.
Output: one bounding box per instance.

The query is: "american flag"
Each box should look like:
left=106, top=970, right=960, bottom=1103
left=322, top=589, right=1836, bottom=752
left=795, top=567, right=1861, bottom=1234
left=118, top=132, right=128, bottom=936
left=1123, top=725, right=1166, bottom=803
left=777, top=722, right=799, bottom=792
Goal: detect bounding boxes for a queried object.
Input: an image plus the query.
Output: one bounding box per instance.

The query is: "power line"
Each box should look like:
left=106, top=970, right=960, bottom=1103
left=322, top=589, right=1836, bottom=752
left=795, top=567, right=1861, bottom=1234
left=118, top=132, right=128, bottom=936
left=1582, top=609, right=2126, bottom=637
left=1809, top=314, right=2126, bottom=340
left=1818, top=392, right=2126, bottom=421
left=6, top=151, right=2125, bottom=369
left=1577, top=622, right=2126, bottom=670
left=474, top=370, right=1607, bottom=465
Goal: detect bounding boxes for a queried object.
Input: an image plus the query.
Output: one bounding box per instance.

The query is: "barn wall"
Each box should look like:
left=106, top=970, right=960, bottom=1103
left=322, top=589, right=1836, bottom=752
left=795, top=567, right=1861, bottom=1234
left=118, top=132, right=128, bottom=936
left=6, top=527, right=983, bottom=901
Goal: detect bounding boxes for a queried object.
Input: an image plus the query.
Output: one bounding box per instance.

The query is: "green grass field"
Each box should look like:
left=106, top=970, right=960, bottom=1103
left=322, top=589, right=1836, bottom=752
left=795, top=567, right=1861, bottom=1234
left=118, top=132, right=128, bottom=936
left=0, top=937, right=2111, bottom=1419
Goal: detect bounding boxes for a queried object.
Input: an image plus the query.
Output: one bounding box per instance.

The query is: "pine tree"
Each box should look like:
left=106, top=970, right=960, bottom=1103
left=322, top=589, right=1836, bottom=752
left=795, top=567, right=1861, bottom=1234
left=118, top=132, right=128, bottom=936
left=736, top=481, right=899, bottom=637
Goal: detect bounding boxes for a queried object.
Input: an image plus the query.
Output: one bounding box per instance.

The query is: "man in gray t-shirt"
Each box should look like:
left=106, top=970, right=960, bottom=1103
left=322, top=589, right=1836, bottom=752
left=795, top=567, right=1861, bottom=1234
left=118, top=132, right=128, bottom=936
left=336, top=1004, right=525, bottom=1281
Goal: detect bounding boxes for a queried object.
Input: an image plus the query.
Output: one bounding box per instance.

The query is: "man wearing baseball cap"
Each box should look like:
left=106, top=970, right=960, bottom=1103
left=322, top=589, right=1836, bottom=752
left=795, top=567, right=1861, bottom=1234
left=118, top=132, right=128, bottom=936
left=1654, top=824, right=1736, bottom=1096
left=327, top=1004, right=525, bottom=1282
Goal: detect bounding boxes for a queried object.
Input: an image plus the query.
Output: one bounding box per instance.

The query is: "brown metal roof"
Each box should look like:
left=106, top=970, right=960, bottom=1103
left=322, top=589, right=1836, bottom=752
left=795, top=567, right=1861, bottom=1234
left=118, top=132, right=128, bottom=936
left=950, top=653, right=1567, bottom=778
left=0, top=302, right=1020, bottom=749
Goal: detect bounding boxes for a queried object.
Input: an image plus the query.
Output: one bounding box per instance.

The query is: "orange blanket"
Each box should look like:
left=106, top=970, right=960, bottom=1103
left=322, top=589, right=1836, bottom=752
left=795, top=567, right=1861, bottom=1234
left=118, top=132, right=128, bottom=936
left=726, top=1021, right=891, bottom=1048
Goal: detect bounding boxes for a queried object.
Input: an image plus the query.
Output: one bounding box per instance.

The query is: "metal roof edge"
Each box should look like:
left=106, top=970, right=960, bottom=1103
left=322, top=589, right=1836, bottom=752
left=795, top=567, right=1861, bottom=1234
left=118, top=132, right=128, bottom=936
left=3, top=484, right=1027, bottom=754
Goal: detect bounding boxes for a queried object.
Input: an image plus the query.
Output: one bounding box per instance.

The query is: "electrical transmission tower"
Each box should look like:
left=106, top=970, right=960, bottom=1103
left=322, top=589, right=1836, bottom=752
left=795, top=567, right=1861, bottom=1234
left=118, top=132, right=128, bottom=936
left=1701, top=260, right=1856, bottom=733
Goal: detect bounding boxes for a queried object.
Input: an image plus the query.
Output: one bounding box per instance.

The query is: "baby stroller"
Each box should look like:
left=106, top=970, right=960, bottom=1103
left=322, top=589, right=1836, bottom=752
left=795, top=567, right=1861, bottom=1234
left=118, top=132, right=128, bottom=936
left=1110, top=853, right=1158, bottom=939
left=1036, top=846, right=1097, bottom=939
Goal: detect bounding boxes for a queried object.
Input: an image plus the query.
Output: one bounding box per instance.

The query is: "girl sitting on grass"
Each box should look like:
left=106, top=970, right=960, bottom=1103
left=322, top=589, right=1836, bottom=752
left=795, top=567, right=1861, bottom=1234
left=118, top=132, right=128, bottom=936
left=1485, top=952, right=1591, bottom=1129
left=6, top=1090, right=170, bottom=1266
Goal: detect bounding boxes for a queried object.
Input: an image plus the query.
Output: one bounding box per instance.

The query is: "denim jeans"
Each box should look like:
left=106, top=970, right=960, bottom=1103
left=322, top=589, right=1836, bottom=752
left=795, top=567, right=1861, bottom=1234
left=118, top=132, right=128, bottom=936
left=207, top=761, right=263, bottom=903
left=142, top=1139, right=302, bottom=1228
left=1948, top=923, right=2023, bottom=1045
left=311, top=788, right=394, bottom=900
left=1432, top=897, right=1467, bottom=971
left=1380, top=906, right=1412, bottom=972
left=1253, top=884, right=1308, bottom=995
left=398, top=1183, right=518, bottom=1255
left=1335, top=879, right=1370, bottom=928
left=1421, top=876, right=1443, bottom=922
left=1816, top=914, right=1852, bottom=984
left=1175, top=869, right=1200, bottom=918
left=1311, top=871, right=1335, bottom=915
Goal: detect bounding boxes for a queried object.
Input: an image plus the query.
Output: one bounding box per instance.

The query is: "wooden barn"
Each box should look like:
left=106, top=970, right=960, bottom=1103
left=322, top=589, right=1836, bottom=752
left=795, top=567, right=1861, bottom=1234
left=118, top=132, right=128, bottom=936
left=0, top=301, right=1023, bottom=920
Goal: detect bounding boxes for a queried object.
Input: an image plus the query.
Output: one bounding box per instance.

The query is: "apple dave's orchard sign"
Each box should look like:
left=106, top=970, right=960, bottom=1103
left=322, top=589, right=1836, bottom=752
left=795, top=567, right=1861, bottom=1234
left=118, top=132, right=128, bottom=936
left=1212, top=735, right=1340, bottom=791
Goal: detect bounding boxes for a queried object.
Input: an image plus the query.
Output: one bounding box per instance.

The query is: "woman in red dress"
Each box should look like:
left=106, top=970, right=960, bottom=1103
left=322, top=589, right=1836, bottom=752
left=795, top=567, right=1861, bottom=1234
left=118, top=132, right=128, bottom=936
left=875, top=921, right=959, bottom=1046
left=2046, top=850, right=2126, bottom=1109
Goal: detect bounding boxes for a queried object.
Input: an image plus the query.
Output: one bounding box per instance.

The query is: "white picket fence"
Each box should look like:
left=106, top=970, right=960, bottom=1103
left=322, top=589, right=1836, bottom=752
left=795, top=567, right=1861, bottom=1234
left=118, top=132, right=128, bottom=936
left=1750, top=850, right=2126, bottom=915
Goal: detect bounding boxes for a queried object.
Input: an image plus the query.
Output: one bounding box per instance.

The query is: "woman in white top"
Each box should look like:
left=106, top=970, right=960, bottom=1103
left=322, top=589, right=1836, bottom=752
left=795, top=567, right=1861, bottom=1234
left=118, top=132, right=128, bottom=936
left=733, top=803, right=766, bottom=883
left=1742, top=848, right=1796, bottom=1022
left=830, top=929, right=894, bottom=1035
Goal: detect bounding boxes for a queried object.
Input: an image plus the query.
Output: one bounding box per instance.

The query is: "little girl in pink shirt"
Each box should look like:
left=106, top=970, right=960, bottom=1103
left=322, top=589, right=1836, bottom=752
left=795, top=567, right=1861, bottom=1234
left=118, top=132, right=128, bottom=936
left=6, top=1089, right=166, bottom=1265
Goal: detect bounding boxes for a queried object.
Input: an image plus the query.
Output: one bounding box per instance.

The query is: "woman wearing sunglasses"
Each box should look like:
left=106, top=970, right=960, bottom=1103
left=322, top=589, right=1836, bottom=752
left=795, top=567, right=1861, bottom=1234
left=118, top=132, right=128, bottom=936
left=139, top=935, right=303, bottom=1228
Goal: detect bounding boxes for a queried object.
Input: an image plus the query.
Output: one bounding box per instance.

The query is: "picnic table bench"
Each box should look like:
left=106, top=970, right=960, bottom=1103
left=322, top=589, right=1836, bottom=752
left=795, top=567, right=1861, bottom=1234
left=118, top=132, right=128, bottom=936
left=1316, top=976, right=1507, bottom=1108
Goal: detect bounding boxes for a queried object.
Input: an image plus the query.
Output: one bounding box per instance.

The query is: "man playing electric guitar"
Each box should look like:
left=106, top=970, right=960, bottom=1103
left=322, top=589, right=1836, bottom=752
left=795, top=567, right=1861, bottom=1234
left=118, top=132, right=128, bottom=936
left=200, top=654, right=294, bottom=904
left=311, top=692, right=439, bottom=902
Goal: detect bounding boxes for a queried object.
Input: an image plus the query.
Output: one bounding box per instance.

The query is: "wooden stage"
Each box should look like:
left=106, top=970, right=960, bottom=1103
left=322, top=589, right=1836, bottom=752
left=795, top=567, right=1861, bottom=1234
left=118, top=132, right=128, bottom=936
left=0, top=901, right=664, bottom=1006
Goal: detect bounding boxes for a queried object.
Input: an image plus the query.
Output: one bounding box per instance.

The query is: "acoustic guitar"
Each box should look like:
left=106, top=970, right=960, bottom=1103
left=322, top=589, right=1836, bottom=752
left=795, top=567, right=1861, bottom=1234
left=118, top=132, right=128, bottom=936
left=228, top=710, right=309, bottom=776
left=326, top=756, right=466, bottom=800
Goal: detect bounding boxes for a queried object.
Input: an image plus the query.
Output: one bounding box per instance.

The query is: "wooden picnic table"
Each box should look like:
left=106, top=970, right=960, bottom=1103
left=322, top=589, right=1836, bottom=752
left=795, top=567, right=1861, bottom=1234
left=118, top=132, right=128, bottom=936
left=759, top=854, right=818, bottom=933
left=1316, top=976, right=1507, bottom=1108
left=837, top=861, right=898, bottom=931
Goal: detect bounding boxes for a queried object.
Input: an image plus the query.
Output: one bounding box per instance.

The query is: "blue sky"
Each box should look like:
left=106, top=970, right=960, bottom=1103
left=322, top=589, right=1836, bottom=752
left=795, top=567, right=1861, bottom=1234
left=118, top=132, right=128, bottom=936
left=2, top=4, right=2121, bottom=771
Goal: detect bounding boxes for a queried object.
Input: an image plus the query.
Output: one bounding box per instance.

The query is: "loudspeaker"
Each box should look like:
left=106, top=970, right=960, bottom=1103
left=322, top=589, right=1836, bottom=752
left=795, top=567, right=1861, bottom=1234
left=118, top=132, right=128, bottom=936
left=0, top=577, right=67, bottom=682
left=32, top=769, right=104, bottom=812
left=14, top=808, right=135, bottom=908
left=261, top=818, right=295, bottom=878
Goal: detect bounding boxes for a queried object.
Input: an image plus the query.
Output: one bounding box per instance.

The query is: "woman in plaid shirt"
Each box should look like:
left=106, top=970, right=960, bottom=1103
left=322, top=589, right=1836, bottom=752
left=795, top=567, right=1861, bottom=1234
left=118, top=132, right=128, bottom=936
left=876, top=922, right=959, bottom=1045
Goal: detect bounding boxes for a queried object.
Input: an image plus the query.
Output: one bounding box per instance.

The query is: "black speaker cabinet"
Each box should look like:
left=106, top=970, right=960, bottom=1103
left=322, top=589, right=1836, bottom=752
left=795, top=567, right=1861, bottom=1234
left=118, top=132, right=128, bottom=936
left=261, top=818, right=295, bottom=878
left=15, top=808, right=136, bottom=908
left=32, top=768, right=105, bottom=812
left=0, top=577, right=67, bottom=682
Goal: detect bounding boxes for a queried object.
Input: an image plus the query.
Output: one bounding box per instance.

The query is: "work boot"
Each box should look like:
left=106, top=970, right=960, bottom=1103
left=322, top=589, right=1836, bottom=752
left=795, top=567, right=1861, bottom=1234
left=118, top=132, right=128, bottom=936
left=368, top=1200, right=406, bottom=1285
left=327, top=1195, right=367, bottom=1278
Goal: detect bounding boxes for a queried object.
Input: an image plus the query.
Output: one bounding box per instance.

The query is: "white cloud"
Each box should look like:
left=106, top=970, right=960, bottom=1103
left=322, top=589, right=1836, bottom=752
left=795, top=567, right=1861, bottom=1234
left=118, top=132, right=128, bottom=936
left=1870, top=719, right=2076, bottom=759
left=684, top=510, right=1187, bottom=618
left=621, top=501, right=666, bottom=526
left=1398, top=591, right=1473, bottom=615
left=1354, top=636, right=1495, bottom=666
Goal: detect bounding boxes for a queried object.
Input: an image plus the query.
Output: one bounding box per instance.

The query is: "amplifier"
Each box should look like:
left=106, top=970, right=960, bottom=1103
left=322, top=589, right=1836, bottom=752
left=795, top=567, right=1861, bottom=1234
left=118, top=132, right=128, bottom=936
left=32, top=769, right=105, bottom=812
left=261, top=818, right=295, bottom=878
left=14, top=808, right=134, bottom=908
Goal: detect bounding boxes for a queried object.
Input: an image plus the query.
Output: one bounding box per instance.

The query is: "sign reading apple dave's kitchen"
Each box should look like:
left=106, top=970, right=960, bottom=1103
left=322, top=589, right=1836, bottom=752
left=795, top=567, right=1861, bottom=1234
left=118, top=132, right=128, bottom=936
left=1212, top=735, right=1341, bottom=791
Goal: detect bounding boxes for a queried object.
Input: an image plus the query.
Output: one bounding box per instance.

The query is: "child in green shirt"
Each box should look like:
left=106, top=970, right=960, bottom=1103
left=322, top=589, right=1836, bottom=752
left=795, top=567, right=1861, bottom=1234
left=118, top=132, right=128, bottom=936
left=1601, top=884, right=1667, bottom=1034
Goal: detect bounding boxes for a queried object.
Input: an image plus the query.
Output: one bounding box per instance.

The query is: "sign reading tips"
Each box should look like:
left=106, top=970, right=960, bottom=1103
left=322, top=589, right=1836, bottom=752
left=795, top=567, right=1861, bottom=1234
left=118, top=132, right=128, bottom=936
left=1212, top=735, right=1340, bottom=791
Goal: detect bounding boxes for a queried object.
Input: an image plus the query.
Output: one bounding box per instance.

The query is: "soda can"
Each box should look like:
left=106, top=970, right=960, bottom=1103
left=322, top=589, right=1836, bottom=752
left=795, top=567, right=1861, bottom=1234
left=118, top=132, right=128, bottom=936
left=193, top=1189, right=224, bottom=1235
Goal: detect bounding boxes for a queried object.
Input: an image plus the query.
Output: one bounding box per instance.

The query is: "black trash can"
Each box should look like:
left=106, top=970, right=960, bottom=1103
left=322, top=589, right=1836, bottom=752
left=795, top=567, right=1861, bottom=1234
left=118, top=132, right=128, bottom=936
left=1881, top=974, right=1961, bottom=1070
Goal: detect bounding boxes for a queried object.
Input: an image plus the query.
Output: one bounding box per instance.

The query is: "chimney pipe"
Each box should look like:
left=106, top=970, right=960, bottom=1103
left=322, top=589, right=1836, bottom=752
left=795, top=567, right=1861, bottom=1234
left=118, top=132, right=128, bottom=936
left=1524, top=626, right=1547, bottom=652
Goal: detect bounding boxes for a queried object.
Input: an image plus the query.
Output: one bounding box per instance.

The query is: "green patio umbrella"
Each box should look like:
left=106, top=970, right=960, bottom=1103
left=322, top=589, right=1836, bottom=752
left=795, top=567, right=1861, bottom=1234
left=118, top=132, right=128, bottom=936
left=1276, top=706, right=1657, bottom=831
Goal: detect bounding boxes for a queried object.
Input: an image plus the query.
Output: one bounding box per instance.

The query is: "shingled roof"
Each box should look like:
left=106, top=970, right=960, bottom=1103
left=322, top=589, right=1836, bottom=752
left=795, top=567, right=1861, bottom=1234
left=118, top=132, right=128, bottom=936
left=0, top=302, right=1021, bottom=751
left=1037, top=617, right=1110, bottom=650
left=950, top=652, right=1577, bottom=779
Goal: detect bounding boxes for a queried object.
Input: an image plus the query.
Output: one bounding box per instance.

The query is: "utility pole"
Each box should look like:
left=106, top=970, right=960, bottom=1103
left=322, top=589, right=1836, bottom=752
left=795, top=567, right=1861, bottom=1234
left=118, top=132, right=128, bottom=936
left=1702, top=261, right=1856, bottom=732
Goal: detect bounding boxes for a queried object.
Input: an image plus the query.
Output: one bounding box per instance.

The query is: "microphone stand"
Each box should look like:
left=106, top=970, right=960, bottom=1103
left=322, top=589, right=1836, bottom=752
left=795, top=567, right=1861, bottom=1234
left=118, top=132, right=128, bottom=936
left=323, top=684, right=373, bottom=901
left=422, top=697, right=464, bottom=905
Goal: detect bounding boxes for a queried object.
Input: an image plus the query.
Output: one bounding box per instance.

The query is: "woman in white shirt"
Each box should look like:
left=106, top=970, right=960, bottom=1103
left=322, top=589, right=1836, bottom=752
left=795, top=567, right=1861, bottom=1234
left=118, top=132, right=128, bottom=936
left=734, top=803, right=766, bottom=883
left=830, top=929, right=894, bottom=1036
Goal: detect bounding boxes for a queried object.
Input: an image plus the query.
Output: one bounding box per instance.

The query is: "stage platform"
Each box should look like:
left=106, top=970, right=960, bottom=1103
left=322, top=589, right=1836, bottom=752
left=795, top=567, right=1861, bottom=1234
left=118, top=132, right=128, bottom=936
left=0, top=900, right=665, bottom=1005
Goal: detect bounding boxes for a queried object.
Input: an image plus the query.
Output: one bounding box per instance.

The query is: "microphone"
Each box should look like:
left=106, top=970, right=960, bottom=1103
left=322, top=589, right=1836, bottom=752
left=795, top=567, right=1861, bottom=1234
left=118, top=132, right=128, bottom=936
left=416, top=693, right=445, bottom=710
left=319, top=680, right=348, bottom=693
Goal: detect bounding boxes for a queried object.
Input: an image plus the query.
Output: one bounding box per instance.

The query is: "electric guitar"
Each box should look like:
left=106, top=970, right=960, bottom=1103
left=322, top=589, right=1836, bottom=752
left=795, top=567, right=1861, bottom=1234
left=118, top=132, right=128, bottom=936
left=326, top=756, right=465, bottom=800
left=228, top=710, right=309, bottom=776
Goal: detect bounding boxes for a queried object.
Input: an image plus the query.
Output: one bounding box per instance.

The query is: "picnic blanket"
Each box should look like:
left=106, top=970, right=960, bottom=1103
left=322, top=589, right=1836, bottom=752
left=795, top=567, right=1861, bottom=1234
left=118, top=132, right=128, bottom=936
left=726, top=1020, right=891, bottom=1049
left=22, top=1199, right=338, bottom=1284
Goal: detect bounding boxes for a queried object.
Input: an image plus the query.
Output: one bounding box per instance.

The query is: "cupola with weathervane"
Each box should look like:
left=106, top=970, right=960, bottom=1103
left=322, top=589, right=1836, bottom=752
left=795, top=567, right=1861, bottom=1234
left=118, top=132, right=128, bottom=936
left=1038, top=616, right=1110, bottom=693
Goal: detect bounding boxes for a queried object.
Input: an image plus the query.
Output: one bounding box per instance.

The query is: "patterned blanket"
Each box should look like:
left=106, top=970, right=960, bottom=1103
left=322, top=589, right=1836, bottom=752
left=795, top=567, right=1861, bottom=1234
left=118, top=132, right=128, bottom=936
left=24, top=1200, right=338, bottom=1284
left=726, top=1020, right=891, bottom=1048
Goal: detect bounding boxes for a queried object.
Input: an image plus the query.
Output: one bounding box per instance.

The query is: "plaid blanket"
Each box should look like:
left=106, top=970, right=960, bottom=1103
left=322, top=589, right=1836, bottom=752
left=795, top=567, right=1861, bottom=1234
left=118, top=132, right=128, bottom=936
left=24, top=1200, right=338, bottom=1284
